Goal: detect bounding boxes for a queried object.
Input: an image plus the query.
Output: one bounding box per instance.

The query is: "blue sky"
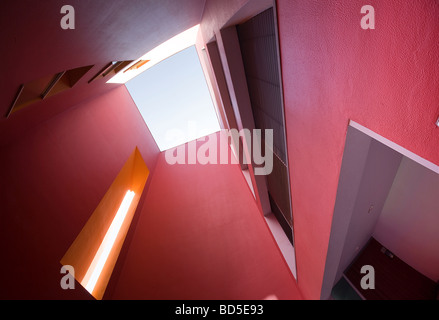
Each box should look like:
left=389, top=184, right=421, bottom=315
left=125, top=46, right=221, bottom=151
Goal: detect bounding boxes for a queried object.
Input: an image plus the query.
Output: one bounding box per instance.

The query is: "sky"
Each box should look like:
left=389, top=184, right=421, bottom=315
left=125, top=46, right=221, bottom=151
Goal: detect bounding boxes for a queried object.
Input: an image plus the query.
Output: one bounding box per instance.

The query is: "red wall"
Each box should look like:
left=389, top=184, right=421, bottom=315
left=0, top=86, right=160, bottom=299
left=276, top=0, right=439, bottom=299
left=110, top=134, right=302, bottom=299
left=3, top=0, right=437, bottom=301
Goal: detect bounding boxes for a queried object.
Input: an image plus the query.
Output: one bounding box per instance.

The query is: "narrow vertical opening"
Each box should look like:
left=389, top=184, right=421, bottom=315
left=61, top=147, right=149, bottom=300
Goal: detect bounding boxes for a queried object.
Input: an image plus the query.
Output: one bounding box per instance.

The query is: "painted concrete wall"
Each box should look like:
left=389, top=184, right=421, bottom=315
left=374, top=157, right=439, bottom=282
left=276, top=0, right=439, bottom=299
left=198, top=0, right=439, bottom=299
left=110, top=133, right=302, bottom=299
left=2, top=0, right=437, bottom=300
left=0, top=86, right=160, bottom=299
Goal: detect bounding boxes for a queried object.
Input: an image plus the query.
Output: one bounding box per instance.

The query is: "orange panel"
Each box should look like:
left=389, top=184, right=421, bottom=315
left=60, top=147, right=149, bottom=299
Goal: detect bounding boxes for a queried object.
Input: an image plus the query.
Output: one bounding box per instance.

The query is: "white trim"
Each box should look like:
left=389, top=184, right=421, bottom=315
left=349, top=120, right=439, bottom=174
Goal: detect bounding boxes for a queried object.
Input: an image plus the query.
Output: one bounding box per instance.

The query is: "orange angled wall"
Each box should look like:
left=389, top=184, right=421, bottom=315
left=0, top=86, right=160, bottom=299
left=61, top=147, right=150, bottom=300
left=276, top=0, right=439, bottom=299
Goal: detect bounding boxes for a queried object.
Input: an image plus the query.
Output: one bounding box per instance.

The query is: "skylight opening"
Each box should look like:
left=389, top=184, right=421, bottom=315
left=125, top=45, right=221, bottom=151
left=107, top=24, right=200, bottom=84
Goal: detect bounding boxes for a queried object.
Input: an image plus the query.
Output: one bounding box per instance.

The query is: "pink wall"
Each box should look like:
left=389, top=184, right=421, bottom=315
left=3, top=0, right=437, bottom=301
left=0, top=86, right=160, bottom=298
left=276, top=0, right=439, bottom=298
left=110, top=134, right=302, bottom=299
